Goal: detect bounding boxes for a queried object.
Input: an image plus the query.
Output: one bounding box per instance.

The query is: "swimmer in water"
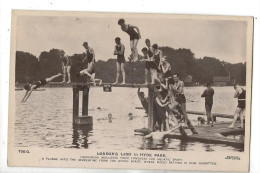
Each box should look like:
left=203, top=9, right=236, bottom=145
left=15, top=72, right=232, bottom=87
left=20, top=73, right=63, bottom=103
left=128, top=113, right=133, bottom=120
left=144, top=123, right=181, bottom=141
left=128, top=113, right=138, bottom=120
left=97, top=113, right=114, bottom=123
left=108, top=113, right=113, bottom=123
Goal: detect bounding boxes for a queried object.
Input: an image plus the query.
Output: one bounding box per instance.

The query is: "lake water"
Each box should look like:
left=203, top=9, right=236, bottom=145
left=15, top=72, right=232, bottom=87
left=14, top=86, right=244, bottom=152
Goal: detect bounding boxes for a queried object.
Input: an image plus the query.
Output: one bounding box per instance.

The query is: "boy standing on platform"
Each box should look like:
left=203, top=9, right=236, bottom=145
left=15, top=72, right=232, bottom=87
left=141, top=47, right=151, bottom=85
left=145, top=39, right=155, bottom=84
left=228, top=84, right=246, bottom=129
left=113, top=37, right=126, bottom=85
left=78, top=42, right=102, bottom=86
left=201, top=81, right=215, bottom=126
left=60, top=50, right=72, bottom=84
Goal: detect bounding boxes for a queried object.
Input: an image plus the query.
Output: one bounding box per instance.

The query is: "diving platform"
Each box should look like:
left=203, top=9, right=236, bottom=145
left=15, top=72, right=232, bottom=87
left=15, top=82, right=148, bottom=88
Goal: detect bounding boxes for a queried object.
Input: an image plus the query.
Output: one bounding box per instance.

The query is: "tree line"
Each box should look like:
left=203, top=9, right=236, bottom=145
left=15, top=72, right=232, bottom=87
left=15, top=47, right=246, bottom=85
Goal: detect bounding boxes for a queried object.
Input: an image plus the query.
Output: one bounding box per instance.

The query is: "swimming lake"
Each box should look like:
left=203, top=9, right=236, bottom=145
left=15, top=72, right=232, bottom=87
left=14, top=86, right=244, bottom=152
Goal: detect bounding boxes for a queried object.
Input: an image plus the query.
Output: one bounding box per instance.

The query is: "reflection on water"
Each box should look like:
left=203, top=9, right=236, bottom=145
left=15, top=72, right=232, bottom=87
left=71, top=126, right=93, bottom=149
left=140, top=138, right=169, bottom=150
left=179, top=139, right=188, bottom=151
left=15, top=87, right=244, bottom=152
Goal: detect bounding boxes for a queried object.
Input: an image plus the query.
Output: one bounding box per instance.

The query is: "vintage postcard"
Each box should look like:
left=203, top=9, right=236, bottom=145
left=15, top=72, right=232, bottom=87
left=8, top=10, right=253, bottom=172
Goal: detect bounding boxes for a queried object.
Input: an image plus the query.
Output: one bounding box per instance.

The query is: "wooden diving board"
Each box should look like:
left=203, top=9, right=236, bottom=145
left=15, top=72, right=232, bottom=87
left=45, top=82, right=147, bottom=88
left=102, top=83, right=147, bottom=88
left=15, top=88, right=46, bottom=91
left=15, top=82, right=151, bottom=88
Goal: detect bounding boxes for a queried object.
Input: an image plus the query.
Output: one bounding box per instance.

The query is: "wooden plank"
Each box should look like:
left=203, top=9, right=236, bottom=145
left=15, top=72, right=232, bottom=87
left=170, top=122, right=244, bottom=146
left=135, top=109, right=234, bottom=120
left=187, top=110, right=235, bottom=119
left=166, top=133, right=244, bottom=147
left=16, top=82, right=148, bottom=88
left=15, top=88, right=46, bottom=91
left=48, top=82, right=147, bottom=88
left=103, top=83, right=147, bottom=88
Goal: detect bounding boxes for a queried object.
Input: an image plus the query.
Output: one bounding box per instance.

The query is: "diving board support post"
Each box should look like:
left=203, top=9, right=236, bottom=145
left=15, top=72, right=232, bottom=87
left=73, top=85, right=93, bottom=127
left=82, top=86, right=89, bottom=115
left=148, top=85, right=155, bottom=131
left=73, top=86, right=79, bottom=120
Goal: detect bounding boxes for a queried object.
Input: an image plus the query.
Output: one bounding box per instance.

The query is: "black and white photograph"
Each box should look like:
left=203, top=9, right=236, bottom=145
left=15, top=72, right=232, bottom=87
left=7, top=10, right=253, bottom=171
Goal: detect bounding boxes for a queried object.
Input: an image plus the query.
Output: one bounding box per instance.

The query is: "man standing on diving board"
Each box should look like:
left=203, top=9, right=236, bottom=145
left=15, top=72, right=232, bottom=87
left=77, top=42, right=102, bottom=86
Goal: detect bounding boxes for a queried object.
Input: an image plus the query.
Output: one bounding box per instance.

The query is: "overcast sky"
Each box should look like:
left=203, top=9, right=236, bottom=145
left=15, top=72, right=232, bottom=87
left=16, top=15, right=247, bottom=63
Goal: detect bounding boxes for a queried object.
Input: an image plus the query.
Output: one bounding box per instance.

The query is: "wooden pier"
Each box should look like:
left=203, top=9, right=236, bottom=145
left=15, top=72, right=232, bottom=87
left=166, top=122, right=244, bottom=147
left=45, top=82, right=147, bottom=88
left=15, top=82, right=148, bottom=89
left=135, top=121, right=244, bottom=147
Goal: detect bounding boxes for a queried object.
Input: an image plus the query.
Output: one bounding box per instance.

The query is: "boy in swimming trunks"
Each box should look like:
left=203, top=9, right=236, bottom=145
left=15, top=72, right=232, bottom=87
left=171, top=73, right=188, bottom=123
left=137, top=86, right=158, bottom=128
left=118, top=19, right=141, bottom=62
left=201, top=81, right=215, bottom=126
left=78, top=42, right=102, bottom=86
left=137, top=86, right=149, bottom=114
left=151, top=44, right=163, bottom=85
left=60, top=50, right=72, bottom=83
left=113, top=37, right=126, bottom=85
left=167, top=74, right=198, bottom=134
left=157, top=56, right=172, bottom=92
left=154, top=85, right=181, bottom=129
left=21, top=73, right=63, bottom=103
left=145, top=39, right=155, bottom=84
left=228, top=84, right=246, bottom=129
left=160, top=56, right=172, bottom=79
left=154, top=90, right=170, bottom=131
left=141, top=47, right=151, bottom=85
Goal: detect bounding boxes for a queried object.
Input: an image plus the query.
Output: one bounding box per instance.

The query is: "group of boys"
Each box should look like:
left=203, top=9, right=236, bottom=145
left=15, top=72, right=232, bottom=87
left=138, top=39, right=198, bottom=134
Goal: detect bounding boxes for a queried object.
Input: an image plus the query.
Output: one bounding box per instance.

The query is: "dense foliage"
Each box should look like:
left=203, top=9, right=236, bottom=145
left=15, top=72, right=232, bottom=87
left=15, top=47, right=246, bottom=85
